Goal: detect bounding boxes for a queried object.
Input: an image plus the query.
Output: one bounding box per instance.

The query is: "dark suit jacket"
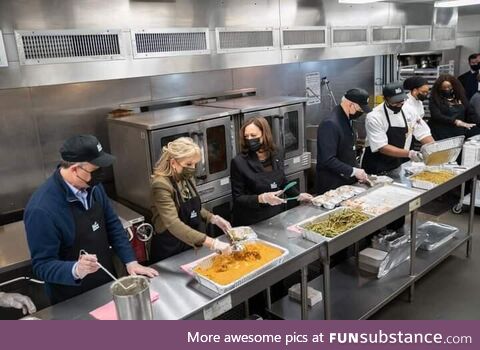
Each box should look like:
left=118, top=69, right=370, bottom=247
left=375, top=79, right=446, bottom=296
left=315, top=105, right=357, bottom=195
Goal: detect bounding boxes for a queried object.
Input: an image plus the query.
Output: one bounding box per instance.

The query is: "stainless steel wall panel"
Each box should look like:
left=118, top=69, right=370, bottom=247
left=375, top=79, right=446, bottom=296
left=298, top=58, right=375, bottom=126
left=0, top=88, right=45, bottom=214
left=232, top=63, right=302, bottom=97
left=30, top=78, right=151, bottom=176
left=150, top=69, right=233, bottom=100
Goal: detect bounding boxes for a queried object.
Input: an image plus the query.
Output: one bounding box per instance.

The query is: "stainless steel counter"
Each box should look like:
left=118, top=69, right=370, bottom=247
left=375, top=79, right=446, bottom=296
left=33, top=205, right=323, bottom=320
left=30, top=163, right=480, bottom=320
left=0, top=221, right=30, bottom=274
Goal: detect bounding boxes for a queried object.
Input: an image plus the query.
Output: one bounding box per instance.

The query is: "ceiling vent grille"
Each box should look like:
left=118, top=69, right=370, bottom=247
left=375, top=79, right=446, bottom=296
left=371, top=26, right=402, bottom=44
left=404, top=25, right=432, bottom=43
left=281, top=27, right=327, bottom=49
left=433, top=26, right=456, bottom=41
left=15, top=29, right=125, bottom=65
left=216, top=28, right=275, bottom=53
left=131, top=28, right=210, bottom=58
left=332, top=27, right=368, bottom=46
left=0, top=30, right=7, bottom=67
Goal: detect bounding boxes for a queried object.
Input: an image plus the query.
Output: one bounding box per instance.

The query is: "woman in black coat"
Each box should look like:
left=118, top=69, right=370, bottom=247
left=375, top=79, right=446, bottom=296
left=428, top=74, right=480, bottom=140
left=230, top=117, right=312, bottom=226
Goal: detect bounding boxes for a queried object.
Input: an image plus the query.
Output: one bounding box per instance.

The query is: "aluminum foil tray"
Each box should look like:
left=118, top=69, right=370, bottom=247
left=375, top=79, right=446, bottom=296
left=418, top=221, right=458, bottom=251
left=296, top=207, right=372, bottom=243
left=409, top=168, right=458, bottom=190
left=188, top=239, right=289, bottom=294
left=420, top=136, right=464, bottom=165
left=342, top=184, right=422, bottom=216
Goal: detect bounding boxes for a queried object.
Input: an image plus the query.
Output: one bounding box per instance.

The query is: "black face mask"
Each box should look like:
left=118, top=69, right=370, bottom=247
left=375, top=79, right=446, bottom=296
left=180, top=166, right=196, bottom=181
left=87, top=168, right=105, bottom=187
left=350, top=110, right=364, bottom=119
left=386, top=102, right=402, bottom=114
left=440, top=89, right=454, bottom=99
left=470, top=64, right=480, bottom=72
left=76, top=167, right=105, bottom=188
left=246, top=138, right=262, bottom=152
left=417, top=93, right=428, bottom=102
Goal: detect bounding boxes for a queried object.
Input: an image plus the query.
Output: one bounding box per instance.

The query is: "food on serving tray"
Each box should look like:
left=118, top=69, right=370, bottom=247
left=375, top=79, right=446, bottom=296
left=193, top=242, right=283, bottom=286
left=410, top=170, right=455, bottom=185
left=343, top=198, right=393, bottom=216
left=312, top=185, right=365, bottom=208
left=227, top=226, right=255, bottom=241
left=304, top=209, right=370, bottom=238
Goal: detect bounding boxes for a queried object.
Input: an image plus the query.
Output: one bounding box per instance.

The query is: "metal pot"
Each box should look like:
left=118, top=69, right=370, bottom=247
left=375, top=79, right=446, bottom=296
left=111, top=276, right=153, bottom=320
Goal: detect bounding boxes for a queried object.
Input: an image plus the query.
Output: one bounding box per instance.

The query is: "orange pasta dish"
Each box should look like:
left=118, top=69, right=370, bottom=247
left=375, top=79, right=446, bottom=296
left=193, top=242, right=283, bottom=286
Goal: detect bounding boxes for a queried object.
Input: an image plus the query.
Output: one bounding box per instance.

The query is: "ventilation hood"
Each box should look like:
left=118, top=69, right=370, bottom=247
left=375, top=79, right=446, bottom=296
left=0, top=0, right=457, bottom=89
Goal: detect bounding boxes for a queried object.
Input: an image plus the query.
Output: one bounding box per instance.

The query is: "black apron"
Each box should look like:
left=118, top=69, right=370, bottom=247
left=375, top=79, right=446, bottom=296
left=233, top=162, right=286, bottom=227
left=429, top=104, right=466, bottom=141
left=362, top=104, right=409, bottom=175
left=49, top=196, right=115, bottom=304
left=149, top=178, right=204, bottom=262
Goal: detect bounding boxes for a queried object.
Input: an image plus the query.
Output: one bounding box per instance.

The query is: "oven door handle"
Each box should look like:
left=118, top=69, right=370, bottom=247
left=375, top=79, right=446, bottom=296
left=190, top=131, right=208, bottom=181
left=274, top=114, right=285, bottom=151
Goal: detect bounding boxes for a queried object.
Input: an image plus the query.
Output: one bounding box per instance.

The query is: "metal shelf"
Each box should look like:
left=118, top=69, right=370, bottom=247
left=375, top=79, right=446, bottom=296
left=268, top=231, right=469, bottom=320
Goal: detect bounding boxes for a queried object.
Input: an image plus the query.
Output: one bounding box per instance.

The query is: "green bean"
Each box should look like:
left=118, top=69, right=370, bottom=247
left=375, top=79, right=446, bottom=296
left=305, top=209, right=369, bottom=238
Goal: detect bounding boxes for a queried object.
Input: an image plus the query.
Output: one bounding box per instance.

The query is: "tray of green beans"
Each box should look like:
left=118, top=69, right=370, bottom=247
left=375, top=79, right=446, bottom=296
left=299, top=207, right=371, bottom=243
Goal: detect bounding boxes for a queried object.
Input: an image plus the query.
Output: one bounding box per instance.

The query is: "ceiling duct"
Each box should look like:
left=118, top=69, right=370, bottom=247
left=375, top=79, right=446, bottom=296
left=371, top=26, right=403, bottom=44
left=0, top=30, right=7, bottom=67
left=331, top=27, right=369, bottom=46
left=15, top=29, right=125, bottom=65
left=404, top=25, right=432, bottom=43
left=131, top=28, right=210, bottom=58
left=433, top=25, right=456, bottom=41
left=281, top=27, right=327, bottom=49
left=215, top=27, right=275, bottom=53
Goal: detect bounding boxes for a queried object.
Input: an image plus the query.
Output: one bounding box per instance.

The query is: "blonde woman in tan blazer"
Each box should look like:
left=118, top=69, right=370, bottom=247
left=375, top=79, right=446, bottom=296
left=149, top=137, right=232, bottom=262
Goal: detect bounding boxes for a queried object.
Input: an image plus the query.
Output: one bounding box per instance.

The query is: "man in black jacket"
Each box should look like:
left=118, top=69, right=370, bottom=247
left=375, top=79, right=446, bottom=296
left=316, top=88, right=371, bottom=195
left=458, top=53, right=480, bottom=101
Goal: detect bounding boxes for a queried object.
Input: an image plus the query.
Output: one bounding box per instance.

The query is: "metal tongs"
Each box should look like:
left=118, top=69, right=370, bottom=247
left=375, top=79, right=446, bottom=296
left=79, top=249, right=135, bottom=290
left=226, top=229, right=245, bottom=252
left=365, top=175, right=375, bottom=188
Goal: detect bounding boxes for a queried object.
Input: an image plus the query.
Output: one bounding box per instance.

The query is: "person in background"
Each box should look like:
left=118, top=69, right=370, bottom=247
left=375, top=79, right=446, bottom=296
left=458, top=53, right=480, bottom=101
left=468, top=88, right=480, bottom=126
left=428, top=74, right=479, bottom=140
left=362, top=83, right=431, bottom=176
left=231, top=117, right=313, bottom=226
left=150, top=137, right=232, bottom=262
left=316, top=88, right=371, bottom=195
left=0, top=292, right=36, bottom=315
left=402, top=76, right=435, bottom=147
left=24, top=135, right=158, bottom=304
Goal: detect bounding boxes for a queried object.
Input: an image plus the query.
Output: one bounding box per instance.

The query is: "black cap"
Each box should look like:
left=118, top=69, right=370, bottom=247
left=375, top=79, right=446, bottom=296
left=344, top=88, right=372, bottom=113
left=403, top=76, right=428, bottom=91
left=383, top=83, right=407, bottom=103
left=60, top=135, right=115, bottom=167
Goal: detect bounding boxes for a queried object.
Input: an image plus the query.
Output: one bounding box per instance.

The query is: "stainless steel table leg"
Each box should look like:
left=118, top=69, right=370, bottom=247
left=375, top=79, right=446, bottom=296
left=354, top=242, right=360, bottom=258
left=266, top=287, right=272, bottom=310
left=467, top=176, right=477, bottom=258
left=300, top=266, right=308, bottom=320
left=409, top=210, right=417, bottom=302
left=244, top=300, right=250, bottom=318
left=323, top=258, right=331, bottom=320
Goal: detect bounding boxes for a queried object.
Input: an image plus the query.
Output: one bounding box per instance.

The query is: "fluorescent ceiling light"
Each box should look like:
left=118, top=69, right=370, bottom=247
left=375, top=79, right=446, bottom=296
left=435, top=0, right=480, bottom=7
left=338, top=0, right=383, bottom=4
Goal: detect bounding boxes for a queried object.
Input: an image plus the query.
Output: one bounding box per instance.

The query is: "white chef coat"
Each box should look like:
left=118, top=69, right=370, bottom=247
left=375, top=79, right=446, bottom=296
left=365, top=100, right=431, bottom=153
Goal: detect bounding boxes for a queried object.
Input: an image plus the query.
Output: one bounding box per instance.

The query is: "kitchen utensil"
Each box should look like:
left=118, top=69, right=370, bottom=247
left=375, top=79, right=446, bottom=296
left=281, top=181, right=297, bottom=193
left=79, top=249, right=135, bottom=291
left=110, top=276, right=153, bottom=320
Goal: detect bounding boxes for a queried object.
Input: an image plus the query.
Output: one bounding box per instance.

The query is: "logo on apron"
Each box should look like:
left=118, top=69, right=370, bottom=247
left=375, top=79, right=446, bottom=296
left=91, top=221, right=100, bottom=232
left=190, top=210, right=198, bottom=219
left=270, top=182, right=278, bottom=190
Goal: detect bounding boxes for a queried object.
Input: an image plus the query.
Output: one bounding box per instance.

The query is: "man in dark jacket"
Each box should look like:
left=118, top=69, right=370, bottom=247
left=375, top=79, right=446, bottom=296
left=24, top=135, right=158, bottom=304
left=458, top=53, right=480, bottom=101
left=316, top=88, right=371, bottom=195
